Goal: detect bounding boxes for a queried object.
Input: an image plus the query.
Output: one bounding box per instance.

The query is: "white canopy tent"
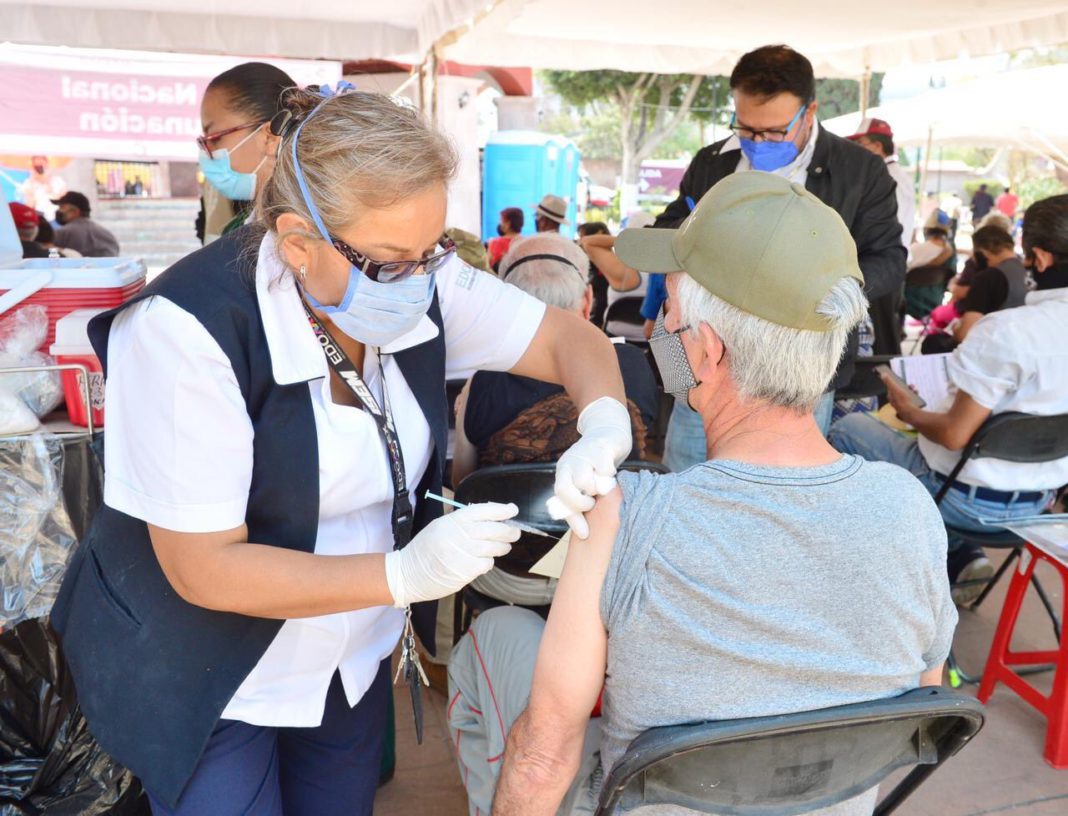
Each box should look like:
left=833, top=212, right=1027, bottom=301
left=823, top=65, right=1068, bottom=171
left=2, top=1, right=1068, bottom=77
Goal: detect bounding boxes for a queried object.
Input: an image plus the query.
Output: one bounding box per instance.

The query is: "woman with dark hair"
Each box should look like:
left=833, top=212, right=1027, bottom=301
left=198, top=62, right=295, bottom=235
left=488, top=206, right=524, bottom=271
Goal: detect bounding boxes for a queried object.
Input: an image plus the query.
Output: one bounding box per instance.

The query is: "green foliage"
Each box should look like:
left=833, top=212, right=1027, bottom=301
left=1018, top=177, right=1068, bottom=212
left=938, top=147, right=997, bottom=169
left=814, top=74, right=884, bottom=118
left=542, top=71, right=730, bottom=125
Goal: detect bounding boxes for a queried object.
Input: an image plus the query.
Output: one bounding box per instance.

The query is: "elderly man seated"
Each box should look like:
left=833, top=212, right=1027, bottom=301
left=447, top=173, right=955, bottom=816
left=830, top=194, right=1068, bottom=604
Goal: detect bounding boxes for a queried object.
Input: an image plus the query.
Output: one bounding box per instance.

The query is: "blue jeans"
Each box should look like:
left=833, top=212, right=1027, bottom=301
left=828, top=412, right=1053, bottom=552
left=664, top=392, right=836, bottom=473
left=147, top=663, right=389, bottom=816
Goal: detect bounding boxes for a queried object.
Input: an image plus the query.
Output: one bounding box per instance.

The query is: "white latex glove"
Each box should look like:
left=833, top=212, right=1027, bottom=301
left=547, top=396, right=632, bottom=539
left=383, top=502, right=520, bottom=608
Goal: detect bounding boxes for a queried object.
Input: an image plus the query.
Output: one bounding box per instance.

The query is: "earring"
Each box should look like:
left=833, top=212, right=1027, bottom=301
left=299, top=265, right=307, bottom=286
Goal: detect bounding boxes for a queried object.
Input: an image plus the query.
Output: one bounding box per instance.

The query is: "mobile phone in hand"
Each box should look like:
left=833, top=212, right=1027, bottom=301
left=874, top=365, right=926, bottom=408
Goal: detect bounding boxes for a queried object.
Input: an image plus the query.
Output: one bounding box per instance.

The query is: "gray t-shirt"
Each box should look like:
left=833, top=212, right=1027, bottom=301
left=597, top=455, right=956, bottom=814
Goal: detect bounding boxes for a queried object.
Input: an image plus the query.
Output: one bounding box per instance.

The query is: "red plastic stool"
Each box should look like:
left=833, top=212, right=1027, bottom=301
left=978, top=541, right=1068, bottom=768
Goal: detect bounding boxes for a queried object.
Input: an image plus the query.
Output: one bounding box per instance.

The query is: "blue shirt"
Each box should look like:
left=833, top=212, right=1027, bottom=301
left=640, top=273, right=668, bottom=321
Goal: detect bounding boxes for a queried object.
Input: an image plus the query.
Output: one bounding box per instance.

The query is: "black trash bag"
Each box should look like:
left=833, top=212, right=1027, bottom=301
left=0, top=617, right=149, bottom=815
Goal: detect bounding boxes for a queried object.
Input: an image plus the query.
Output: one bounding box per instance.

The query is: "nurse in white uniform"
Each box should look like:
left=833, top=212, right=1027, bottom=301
left=52, top=84, right=632, bottom=816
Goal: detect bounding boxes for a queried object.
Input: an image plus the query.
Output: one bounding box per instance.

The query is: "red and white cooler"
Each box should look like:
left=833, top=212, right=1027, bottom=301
left=50, top=309, right=107, bottom=428
left=0, top=258, right=146, bottom=352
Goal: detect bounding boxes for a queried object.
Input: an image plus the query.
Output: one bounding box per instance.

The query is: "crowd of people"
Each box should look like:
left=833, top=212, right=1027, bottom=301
left=7, top=40, right=1063, bottom=816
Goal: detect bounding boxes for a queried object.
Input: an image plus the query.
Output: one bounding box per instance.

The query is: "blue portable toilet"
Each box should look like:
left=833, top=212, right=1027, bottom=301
left=482, top=131, right=580, bottom=240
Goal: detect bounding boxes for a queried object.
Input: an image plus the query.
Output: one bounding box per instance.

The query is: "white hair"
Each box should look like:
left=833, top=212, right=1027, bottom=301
left=675, top=274, right=869, bottom=412
left=499, top=233, right=590, bottom=312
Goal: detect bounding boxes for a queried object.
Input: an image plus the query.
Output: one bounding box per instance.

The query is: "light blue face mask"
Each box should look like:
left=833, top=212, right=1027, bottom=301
left=291, top=83, right=436, bottom=347
left=197, top=125, right=266, bottom=201
left=738, top=104, right=808, bottom=172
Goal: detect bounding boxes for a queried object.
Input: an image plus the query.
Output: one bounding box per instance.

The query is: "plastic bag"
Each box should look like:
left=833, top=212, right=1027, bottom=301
left=0, top=308, right=62, bottom=422
left=0, top=394, right=39, bottom=437
left=0, top=435, right=77, bottom=629
left=0, top=353, right=63, bottom=421
left=0, top=617, right=149, bottom=815
left=0, top=307, right=47, bottom=358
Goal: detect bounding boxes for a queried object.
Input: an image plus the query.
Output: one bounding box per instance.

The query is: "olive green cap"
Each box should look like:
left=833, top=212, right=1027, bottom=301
left=615, top=172, right=862, bottom=331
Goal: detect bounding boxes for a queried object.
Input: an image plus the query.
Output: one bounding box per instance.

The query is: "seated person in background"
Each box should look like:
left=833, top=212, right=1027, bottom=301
left=8, top=202, right=48, bottom=258
left=830, top=193, right=1068, bottom=604
left=34, top=215, right=82, bottom=258
left=579, top=211, right=655, bottom=340
left=450, top=174, right=954, bottom=816
left=924, top=223, right=1026, bottom=354
left=946, top=211, right=1015, bottom=304
left=951, top=225, right=1028, bottom=342
left=453, top=233, right=657, bottom=487
left=908, top=209, right=954, bottom=272
left=452, top=233, right=657, bottom=608
left=578, top=221, right=612, bottom=326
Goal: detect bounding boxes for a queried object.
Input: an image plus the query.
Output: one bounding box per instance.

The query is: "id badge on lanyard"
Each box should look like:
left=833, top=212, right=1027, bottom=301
left=302, top=302, right=429, bottom=740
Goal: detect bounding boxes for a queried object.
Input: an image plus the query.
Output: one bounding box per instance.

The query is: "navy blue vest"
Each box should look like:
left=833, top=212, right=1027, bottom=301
left=50, top=228, right=448, bottom=807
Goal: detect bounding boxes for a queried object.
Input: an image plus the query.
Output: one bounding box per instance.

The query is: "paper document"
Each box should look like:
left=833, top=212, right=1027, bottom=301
left=890, top=353, right=952, bottom=407
left=1006, top=521, right=1068, bottom=563
left=529, top=531, right=572, bottom=579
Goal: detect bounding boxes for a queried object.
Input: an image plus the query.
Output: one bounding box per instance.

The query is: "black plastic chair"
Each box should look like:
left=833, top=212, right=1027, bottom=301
left=451, top=460, right=670, bottom=642
left=833, top=354, right=893, bottom=403
left=933, top=411, right=1068, bottom=686
left=603, top=296, right=648, bottom=345
left=596, top=686, right=984, bottom=816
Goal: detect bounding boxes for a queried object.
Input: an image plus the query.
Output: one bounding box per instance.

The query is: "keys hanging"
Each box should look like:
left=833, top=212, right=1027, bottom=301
left=394, top=607, right=429, bottom=743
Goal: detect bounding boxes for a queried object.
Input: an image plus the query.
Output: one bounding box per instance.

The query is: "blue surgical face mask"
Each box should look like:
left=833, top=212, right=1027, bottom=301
left=738, top=104, right=808, bottom=172
left=198, top=126, right=265, bottom=201
left=289, top=85, right=436, bottom=346
left=304, top=270, right=436, bottom=347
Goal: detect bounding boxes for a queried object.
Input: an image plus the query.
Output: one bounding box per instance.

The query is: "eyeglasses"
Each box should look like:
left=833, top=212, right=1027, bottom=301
left=196, top=121, right=264, bottom=159
left=331, top=236, right=457, bottom=283
left=728, top=103, right=808, bottom=143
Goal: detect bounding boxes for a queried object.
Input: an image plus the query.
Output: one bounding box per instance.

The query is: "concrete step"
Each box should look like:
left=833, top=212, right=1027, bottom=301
left=96, top=197, right=201, bottom=212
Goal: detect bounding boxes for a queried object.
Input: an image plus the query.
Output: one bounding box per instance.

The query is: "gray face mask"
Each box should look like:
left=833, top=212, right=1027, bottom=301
left=649, top=312, right=699, bottom=404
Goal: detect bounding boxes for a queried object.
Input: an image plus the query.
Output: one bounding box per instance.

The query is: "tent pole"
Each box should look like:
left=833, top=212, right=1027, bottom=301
left=920, top=125, right=933, bottom=205
left=860, top=67, right=872, bottom=117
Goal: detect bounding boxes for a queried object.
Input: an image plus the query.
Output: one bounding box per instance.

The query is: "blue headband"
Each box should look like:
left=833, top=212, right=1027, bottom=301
left=289, top=81, right=357, bottom=241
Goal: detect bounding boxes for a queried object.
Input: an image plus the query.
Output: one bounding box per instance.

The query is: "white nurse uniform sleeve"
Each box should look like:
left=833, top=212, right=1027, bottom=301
left=435, top=258, right=547, bottom=380
left=103, top=297, right=255, bottom=533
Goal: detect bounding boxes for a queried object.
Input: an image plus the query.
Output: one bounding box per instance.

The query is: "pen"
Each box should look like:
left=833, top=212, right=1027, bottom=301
left=423, top=491, right=554, bottom=538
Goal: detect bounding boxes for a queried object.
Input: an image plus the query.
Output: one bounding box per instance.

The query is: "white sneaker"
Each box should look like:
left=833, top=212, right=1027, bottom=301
left=952, top=556, right=994, bottom=606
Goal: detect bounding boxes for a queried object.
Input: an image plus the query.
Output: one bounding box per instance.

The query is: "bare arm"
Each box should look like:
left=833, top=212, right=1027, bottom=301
left=580, top=235, right=641, bottom=292
left=149, top=524, right=392, bottom=618
left=952, top=311, right=983, bottom=342
left=881, top=375, right=992, bottom=451
left=510, top=306, right=626, bottom=412
left=920, top=664, right=944, bottom=686
left=494, top=489, right=621, bottom=815
left=451, top=378, right=478, bottom=488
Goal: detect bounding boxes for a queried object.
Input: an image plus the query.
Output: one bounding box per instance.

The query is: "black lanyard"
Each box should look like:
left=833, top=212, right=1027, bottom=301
left=302, top=303, right=414, bottom=551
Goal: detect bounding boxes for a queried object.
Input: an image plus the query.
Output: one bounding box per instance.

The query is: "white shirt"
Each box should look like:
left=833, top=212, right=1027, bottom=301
left=102, top=232, right=546, bottom=727
left=885, top=156, right=916, bottom=248
left=918, top=288, right=1068, bottom=490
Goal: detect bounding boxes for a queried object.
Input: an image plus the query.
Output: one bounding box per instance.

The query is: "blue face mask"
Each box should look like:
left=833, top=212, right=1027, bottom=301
left=198, top=126, right=265, bottom=201
left=303, top=270, right=436, bottom=347
left=738, top=104, right=808, bottom=172
left=290, top=84, right=437, bottom=347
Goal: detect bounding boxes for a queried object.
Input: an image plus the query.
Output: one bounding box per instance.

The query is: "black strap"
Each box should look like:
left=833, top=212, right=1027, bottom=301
left=302, top=303, right=414, bottom=550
